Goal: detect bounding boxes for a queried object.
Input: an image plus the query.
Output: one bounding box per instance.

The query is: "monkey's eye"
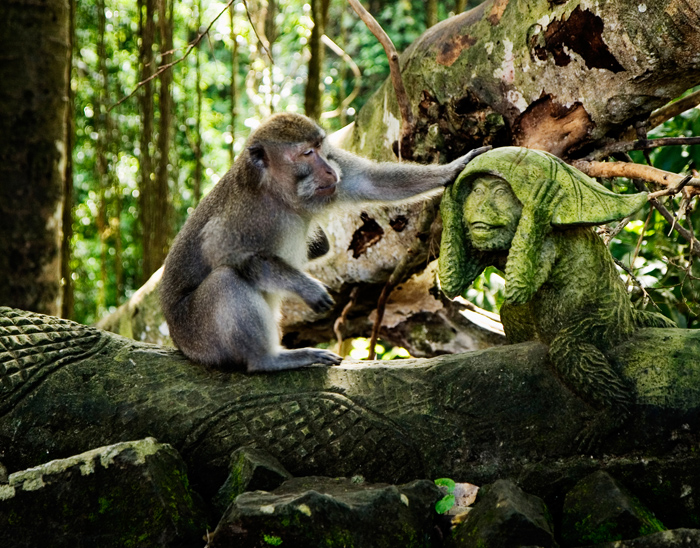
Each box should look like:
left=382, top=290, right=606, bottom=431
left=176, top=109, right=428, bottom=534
left=303, top=149, right=315, bottom=156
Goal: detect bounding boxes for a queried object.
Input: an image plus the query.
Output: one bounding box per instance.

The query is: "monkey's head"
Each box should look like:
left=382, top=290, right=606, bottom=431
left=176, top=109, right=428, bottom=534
left=245, top=113, right=340, bottom=210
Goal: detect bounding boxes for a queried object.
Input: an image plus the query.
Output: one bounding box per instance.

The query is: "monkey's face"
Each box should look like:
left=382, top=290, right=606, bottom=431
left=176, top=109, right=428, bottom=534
left=293, top=142, right=340, bottom=204
left=464, top=176, right=522, bottom=251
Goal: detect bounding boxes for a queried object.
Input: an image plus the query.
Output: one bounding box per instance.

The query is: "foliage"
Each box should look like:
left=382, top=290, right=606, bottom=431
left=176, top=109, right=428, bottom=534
left=434, top=478, right=456, bottom=514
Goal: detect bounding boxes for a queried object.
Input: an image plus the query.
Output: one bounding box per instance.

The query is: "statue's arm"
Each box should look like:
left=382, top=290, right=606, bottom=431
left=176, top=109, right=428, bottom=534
left=504, top=179, right=562, bottom=304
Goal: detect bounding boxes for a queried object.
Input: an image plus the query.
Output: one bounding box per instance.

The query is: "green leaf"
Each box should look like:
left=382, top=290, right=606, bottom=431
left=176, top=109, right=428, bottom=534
left=434, top=477, right=456, bottom=493
left=435, top=494, right=456, bottom=515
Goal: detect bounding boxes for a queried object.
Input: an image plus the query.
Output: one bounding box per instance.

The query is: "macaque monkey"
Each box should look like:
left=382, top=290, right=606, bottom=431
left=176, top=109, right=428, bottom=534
left=160, top=112, right=488, bottom=372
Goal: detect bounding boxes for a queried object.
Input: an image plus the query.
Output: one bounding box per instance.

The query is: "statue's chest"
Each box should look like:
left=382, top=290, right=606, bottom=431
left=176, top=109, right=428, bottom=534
left=500, top=285, right=566, bottom=345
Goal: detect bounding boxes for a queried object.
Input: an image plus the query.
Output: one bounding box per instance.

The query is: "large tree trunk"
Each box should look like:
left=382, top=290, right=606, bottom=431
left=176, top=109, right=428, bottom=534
left=98, top=0, right=700, bottom=357
left=0, top=0, right=71, bottom=316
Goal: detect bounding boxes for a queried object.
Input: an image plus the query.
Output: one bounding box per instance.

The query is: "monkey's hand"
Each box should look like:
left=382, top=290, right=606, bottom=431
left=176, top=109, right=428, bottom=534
left=303, top=279, right=335, bottom=314
left=305, top=348, right=344, bottom=366
left=444, top=145, right=492, bottom=183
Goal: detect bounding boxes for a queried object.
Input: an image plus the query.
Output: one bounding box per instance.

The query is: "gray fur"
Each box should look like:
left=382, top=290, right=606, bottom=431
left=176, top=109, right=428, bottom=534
left=160, top=113, right=488, bottom=372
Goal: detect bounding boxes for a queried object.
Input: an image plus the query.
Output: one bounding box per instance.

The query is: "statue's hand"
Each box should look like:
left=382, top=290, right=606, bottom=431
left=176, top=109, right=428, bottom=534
left=520, top=179, right=564, bottom=237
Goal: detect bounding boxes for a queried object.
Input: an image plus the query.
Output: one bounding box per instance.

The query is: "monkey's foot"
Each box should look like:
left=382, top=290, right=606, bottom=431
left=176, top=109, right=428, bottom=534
left=247, top=348, right=342, bottom=372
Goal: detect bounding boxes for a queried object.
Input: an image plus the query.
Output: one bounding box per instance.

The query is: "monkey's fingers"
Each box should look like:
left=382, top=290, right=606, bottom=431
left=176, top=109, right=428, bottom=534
left=307, top=349, right=343, bottom=366
left=463, top=145, right=492, bottom=163
left=309, top=292, right=335, bottom=314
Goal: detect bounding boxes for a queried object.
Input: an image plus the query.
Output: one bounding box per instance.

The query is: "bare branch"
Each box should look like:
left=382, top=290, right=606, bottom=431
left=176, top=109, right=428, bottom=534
left=333, top=287, right=359, bottom=355
left=240, top=0, right=274, bottom=64
left=573, top=160, right=700, bottom=256
left=347, top=0, right=414, bottom=156
left=603, top=215, right=633, bottom=245
left=320, top=34, right=362, bottom=120
left=585, top=136, right=700, bottom=161
left=111, top=0, right=235, bottom=111
left=647, top=175, right=692, bottom=200
left=649, top=90, right=700, bottom=134
left=572, top=160, right=700, bottom=195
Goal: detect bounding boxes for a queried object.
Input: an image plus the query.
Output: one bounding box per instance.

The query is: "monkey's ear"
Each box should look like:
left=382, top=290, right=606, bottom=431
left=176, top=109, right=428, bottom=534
left=247, top=144, right=268, bottom=170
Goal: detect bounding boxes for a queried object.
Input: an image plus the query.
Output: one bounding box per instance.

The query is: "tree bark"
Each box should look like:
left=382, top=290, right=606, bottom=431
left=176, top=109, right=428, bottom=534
left=96, top=0, right=110, bottom=316
left=137, top=0, right=156, bottom=284
left=304, top=0, right=330, bottom=120
left=152, top=0, right=174, bottom=271
left=194, top=0, right=204, bottom=206
left=350, top=0, right=700, bottom=162
left=61, top=0, right=76, bottom=320
left=229, top=5, right=238, bottom=166
left=0, top=0, right=71, bottom=315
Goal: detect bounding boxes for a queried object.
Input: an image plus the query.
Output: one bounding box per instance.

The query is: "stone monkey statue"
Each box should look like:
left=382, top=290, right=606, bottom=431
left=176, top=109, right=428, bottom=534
left=438, top=147, right=675, bottom=450
left=161, top=112, right=489, bottom=373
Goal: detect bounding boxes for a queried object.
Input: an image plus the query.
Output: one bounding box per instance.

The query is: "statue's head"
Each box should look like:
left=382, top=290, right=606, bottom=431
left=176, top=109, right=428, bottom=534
left=438, top=147, right=649, bottom=299
left=463, top=175, right=522, bottom=251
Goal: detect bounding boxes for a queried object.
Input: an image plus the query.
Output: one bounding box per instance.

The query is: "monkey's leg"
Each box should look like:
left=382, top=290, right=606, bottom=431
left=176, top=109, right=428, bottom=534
left=549, top=332, right=632, bottom=453
left=182, top=266, right=341, bottom=371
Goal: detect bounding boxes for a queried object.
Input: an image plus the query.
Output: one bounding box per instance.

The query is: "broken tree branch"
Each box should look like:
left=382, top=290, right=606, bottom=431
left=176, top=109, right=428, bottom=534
left=648, top=175, right=693, bottom=200
left=622, top=89, right=700, bottom=140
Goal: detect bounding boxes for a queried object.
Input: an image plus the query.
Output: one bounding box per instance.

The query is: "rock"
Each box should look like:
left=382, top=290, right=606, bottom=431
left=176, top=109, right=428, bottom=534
left=4, top=306, right=700, bottom=509
left=590, top=528, right=700, bottom=547
left=448, top=479, right=557, bottom=548
left=0, top=438, right=207, bottom=547
left=212, top=446, right=292, bottom=514
left=208, top=476, right=442, bottom=547
left=562, top=471, right=665, bottom=546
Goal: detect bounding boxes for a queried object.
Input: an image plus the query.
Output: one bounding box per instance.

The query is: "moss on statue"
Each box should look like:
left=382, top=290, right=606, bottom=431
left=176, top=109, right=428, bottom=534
left=438, top=147, right=675, bottom=450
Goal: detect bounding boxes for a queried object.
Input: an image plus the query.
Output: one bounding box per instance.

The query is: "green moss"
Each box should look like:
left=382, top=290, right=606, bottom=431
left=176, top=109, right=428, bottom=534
left=263, top=534, right=283, bottom=545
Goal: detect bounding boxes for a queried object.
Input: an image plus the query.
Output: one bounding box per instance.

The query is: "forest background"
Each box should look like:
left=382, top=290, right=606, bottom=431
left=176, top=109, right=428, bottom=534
left=4, top=0, right=700, bottom=354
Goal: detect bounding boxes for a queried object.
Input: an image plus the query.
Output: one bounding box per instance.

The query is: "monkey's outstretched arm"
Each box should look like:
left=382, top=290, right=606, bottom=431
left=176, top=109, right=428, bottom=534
left=329, top=146, right=491, bottom=202
left=237, top=254, right=334, bottom=313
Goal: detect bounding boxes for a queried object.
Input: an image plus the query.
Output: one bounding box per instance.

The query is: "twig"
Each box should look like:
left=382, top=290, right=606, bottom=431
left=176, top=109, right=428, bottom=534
left=367, top=196, right=440, bottom=359
left=585, top=137, right=700, bottom=162
left=320, top=34, right=362, bottom=120
left=334, top=287, right=359, bottom=355
left=603, top=215, right=632, bottom=245
left=347, top=0, right=414, bottom=158
left=612, top=257, right=660, bottom=310
left=452, top=296, right=501, bottom=322
left=626, top=208, right=652, bottom=288
left=647, top=175, right=692, bottom=200
left=241, top=0, right=274, bottom=63
left=111, top=0, right=235, bottom=111
left=572, top=160, right=700, bottom=195
left=649, top=194, right=700, bottom=257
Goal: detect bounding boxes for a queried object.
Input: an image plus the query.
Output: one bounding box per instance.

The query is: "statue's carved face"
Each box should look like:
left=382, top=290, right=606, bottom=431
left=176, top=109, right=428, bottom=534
left=464, top=176, right=522, bottom=251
